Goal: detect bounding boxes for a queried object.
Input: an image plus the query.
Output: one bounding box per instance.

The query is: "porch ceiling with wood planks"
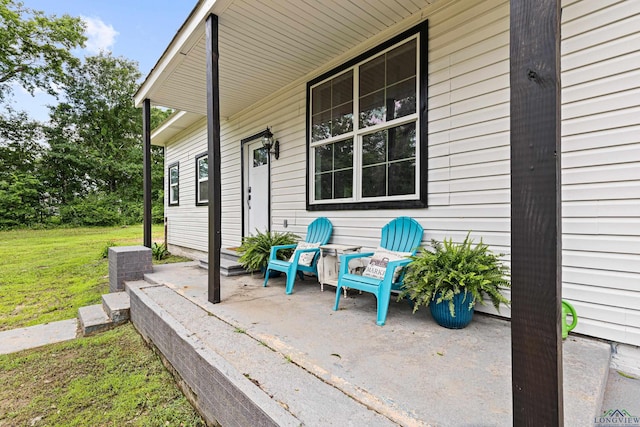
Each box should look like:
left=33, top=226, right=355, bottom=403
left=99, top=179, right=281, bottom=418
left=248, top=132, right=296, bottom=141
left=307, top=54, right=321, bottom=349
left=134, top=0, right=437, bottom=120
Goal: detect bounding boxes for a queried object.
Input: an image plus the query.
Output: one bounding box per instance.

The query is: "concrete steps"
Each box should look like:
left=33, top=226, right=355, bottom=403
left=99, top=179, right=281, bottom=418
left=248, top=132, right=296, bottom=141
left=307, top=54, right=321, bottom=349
left=199, top=248, right=248, bottom=276
left=78, top=292, right=131, bottom=337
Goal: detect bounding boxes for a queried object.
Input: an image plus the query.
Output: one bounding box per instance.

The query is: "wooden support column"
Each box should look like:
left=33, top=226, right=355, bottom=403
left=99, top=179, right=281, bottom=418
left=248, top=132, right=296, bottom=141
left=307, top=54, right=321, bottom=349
left=205, top=13, right=221, bottom=303
left=510, top=1, right=563, bottom=425
left=142, top=98, right=152, bottom=249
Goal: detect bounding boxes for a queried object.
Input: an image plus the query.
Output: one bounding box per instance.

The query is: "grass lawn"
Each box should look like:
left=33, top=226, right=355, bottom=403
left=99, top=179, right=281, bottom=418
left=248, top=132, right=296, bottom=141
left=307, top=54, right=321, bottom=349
left=0, top=225, right=186, bottom=330
left=0, top=323, right=204, bottom=426
left=0, top=226, right=203, bottom=426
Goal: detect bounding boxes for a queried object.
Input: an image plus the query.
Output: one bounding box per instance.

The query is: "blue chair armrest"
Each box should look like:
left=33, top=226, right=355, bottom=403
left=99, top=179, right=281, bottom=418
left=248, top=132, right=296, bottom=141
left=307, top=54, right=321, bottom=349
left=269, top=244, right=297, bottom=259
left=338, top=252, right=375, bottom=276
left=384, top=258, right=412, bottom=281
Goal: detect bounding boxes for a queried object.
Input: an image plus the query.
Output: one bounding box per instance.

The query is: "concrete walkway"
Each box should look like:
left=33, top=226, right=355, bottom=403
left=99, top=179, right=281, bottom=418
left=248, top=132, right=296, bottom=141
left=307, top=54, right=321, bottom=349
left=0, top=319, right=78, bottom=355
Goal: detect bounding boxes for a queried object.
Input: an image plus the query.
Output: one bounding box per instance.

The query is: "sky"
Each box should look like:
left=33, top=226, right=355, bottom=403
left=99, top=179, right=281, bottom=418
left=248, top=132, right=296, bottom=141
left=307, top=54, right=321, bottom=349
left=9, top=0, right=196, bottom=122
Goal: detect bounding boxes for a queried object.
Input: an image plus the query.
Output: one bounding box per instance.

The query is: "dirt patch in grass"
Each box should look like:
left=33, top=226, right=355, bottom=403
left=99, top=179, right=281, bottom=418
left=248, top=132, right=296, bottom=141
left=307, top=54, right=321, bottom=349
left=0, top=323, right=205, bottom=427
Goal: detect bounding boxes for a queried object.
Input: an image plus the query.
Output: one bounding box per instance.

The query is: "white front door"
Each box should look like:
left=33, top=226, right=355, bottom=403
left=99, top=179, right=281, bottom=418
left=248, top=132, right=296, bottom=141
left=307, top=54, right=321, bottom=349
left=245, top=140, right=269, bottom=235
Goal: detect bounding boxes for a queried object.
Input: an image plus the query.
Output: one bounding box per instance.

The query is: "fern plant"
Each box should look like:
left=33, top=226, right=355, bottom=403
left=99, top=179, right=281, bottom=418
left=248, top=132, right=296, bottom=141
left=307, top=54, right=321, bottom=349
left=237, top=229, right=299, bottom=272
left=151, top=242, right=169, bottom=261
left=399, top=233, right=510, bottom=317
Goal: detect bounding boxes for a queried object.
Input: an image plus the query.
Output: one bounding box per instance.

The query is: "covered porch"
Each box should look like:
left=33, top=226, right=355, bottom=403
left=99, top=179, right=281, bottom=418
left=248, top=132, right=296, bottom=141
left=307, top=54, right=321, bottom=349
left=133, top=0, right=589, bottom=423
left=128, top=262, right=610, bottom=426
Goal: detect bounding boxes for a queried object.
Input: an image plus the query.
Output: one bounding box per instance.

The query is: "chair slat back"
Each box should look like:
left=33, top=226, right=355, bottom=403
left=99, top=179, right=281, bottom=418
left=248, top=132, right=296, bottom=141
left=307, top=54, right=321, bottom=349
left=304, top=217, right=333, bottom=245
left=380, top=217, right=423, bottom=254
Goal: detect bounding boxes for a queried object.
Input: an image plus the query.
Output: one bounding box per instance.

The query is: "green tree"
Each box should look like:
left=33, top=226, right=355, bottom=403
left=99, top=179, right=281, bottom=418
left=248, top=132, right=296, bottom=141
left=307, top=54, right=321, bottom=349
left=0, top=0, right=86, bottom=101
left=0, top=0, right=85, bottom=227
left=41, top=103, right=89, bottom=205
left=0, top=109, right=45, bottom=227
left=0, top=2, right=171, bottom=228
left=151, top=108, right=173, bottom=127
left=45, top=52, right=168, bottom=225
left=58, top=53, right=142, bottom=194
left=0, top=172, right=44, bottom=227
left=0, top=108, right=43, bottom=177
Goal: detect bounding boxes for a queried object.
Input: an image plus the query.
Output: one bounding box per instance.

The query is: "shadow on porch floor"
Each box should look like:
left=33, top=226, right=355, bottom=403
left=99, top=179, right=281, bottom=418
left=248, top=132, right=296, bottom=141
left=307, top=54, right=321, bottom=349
left=128, top=262, right=610, bottom=426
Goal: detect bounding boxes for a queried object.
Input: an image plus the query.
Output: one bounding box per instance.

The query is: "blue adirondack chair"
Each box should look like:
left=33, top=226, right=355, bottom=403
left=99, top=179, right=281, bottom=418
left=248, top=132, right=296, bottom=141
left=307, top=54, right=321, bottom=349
left=263, top=217, right=333, bottom=294
left=334, top=217, right=423, bottom=326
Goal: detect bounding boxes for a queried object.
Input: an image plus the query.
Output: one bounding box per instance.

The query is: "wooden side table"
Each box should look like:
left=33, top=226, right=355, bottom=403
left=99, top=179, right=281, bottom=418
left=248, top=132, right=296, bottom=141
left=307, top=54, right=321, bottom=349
left=317, top=244, right=362, bottom=295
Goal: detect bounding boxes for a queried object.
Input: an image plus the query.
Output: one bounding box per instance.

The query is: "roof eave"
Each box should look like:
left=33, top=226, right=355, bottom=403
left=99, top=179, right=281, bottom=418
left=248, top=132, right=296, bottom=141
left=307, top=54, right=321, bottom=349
left=134, top=0, right=232, bottom=108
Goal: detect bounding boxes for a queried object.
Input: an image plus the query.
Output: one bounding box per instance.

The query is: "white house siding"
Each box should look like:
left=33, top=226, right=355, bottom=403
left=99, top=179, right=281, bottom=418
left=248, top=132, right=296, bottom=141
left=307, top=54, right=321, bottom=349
left=560, top=0, right=640, bottom=346
left=161, top=0, right=640, bottom=346
left=164, top=117, right=209, bottom=254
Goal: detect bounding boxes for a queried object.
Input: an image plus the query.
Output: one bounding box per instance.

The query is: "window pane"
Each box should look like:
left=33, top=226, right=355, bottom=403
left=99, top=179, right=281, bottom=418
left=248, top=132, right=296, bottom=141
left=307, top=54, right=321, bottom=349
left=315, top=172, right=333, bottom=200
left=388, top=123, right=416, bottom=161
left=333, top=139, right=353, bottom=170
left=360, top=54, right=385, bottom=96
left=386, top=39, right=416, bottom=85
left=312, top=81, right=331, bottom=113
left=312, top=110, right=332, bottom=142
left=313, top=139, right=353, bottom=201
left=332, top=71, right=353, bottom=106
left=253, top=147, right=268, bottom=166
left=331, top=101, right=353, bottom=136
left=359, top=38, right=417, bottom=128
left=388, top=160, right=415, bottom=196
left=169, top=165, right=179, bottom=204
left=198, top=157, right=208, bottom=179
left=333, top=169, right=353, bottom=199
left=315, top=144, right=333, bottom=173
left=362, top=164, right=386, bottom=198
left=361, top=123, right=416, bottom=198
left=362, top=130, right=387, bottom=166
left=170, top=185, right=179, bottom=204
left=311, top=71, right=354, bottom=142
left=387, top=78, right=416, bottom=120
left=199, top=181, right=208, bottom=202
left=359, top=90, right=385, bottom=128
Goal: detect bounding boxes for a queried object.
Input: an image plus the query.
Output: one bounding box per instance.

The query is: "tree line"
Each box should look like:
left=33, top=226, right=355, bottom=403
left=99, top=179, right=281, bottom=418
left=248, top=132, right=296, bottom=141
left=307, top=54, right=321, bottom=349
left=0, top=0, right=168, bottom=228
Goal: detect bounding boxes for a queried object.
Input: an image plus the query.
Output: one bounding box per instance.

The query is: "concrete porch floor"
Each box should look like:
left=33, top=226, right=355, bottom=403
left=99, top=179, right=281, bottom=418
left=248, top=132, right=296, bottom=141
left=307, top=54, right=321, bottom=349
left=128, top=262, right=611, bottom=426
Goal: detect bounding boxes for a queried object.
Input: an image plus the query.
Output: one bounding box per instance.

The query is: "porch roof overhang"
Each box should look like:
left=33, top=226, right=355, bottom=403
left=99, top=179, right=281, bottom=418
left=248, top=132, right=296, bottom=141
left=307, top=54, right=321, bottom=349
left=134, top=0, right=439, bottom=136
left=138, top=0, right=566, bottom=423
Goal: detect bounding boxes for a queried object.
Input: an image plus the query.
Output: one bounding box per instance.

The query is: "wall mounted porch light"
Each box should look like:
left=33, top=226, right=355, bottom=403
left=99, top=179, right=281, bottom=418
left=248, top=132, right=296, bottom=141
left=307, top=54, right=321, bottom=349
left=261, top=127, right=280, bottom=160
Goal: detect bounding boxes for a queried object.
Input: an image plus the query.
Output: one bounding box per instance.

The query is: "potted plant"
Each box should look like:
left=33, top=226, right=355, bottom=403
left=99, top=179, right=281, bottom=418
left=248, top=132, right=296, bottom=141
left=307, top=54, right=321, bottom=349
left=237, top=229, right=299, bottom=276
left=399, top=233, right=510, bottom=329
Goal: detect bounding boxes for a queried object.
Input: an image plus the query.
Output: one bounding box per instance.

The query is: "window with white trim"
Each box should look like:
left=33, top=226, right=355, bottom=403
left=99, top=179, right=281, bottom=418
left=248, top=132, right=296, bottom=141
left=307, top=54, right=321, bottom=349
left=307, top=23, right=427, bottom=211
left=196, top=153, right=208, bottom=205
left=168, top=163, right=179, bottom=206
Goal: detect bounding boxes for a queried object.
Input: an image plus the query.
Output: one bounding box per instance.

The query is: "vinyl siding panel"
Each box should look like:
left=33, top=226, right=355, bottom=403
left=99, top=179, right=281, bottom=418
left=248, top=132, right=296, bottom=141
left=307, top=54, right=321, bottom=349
left=160, top=0, right=640, bottom=346
left=560, top=0, right=640, bottom=346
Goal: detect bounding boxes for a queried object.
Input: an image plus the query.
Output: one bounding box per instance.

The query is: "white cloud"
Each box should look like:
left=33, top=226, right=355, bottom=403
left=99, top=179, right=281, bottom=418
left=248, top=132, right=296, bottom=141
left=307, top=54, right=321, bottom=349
left=82, top=16, right=118, bottom=54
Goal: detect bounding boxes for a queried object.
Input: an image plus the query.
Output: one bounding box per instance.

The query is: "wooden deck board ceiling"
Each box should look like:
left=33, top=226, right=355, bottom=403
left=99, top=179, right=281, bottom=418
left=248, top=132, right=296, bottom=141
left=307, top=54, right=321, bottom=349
left=135, top=0, right=438, bottom=119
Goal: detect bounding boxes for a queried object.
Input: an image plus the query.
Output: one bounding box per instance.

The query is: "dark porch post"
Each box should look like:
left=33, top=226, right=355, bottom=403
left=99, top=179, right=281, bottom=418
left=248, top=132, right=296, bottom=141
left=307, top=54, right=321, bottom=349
left=510, top=0, right=563, bottom=425
left=205, top=13, right=221, bottom=303
left=142, top=98, right=152, bottom=248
